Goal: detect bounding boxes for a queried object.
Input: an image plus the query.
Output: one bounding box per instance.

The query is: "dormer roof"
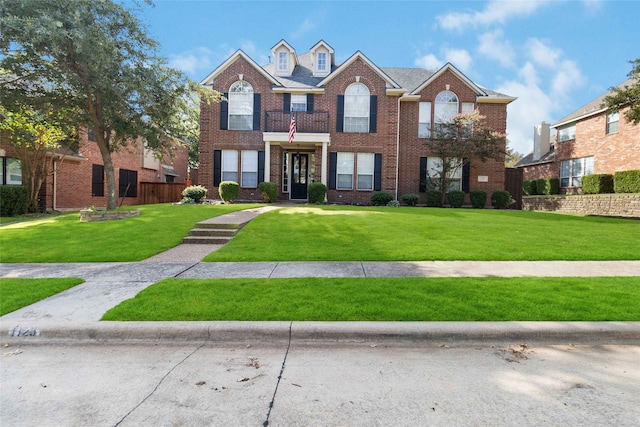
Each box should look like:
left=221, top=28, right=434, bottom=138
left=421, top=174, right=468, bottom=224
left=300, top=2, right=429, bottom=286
left=317, top=50, right=402, bottom=90
left=200, top=49, right=281, bottom=87
left=271, top=39, right=298, bottom=77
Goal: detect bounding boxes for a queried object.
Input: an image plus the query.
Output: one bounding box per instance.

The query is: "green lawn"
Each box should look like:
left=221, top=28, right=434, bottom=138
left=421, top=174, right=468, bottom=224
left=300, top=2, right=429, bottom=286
left=0, top=278, right=84, bottom=316
left=203, top=206, right=640, bottom=261
left=101, top=276, right=640, bottom=321
left=0, top=203, right=262, bottom=262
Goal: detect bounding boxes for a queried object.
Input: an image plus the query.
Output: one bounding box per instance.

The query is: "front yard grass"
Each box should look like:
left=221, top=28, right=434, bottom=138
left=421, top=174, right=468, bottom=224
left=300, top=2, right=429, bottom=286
left=0, top=278, right=84, bottom=316
left=101, top=276, right=640, bottom=321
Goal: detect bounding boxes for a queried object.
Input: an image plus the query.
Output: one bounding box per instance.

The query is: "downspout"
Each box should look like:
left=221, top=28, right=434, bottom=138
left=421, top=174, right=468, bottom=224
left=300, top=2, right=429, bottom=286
left=53, top=161, right=57, bottom=211
left=395, top=96, right=401, bottom=201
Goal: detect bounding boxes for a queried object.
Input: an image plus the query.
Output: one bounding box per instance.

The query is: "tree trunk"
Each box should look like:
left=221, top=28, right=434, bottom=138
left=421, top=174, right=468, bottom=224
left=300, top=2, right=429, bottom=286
left=95, top=132, right=117, bottom=210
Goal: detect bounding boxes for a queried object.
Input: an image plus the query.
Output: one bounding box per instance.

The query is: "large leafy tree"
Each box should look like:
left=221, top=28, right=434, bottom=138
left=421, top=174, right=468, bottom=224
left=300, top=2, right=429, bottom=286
left=424, top=109, right=506, bottom=203
left=602, top=58, right=640, bottom=124
left=0, top=0, right=218, bottom=209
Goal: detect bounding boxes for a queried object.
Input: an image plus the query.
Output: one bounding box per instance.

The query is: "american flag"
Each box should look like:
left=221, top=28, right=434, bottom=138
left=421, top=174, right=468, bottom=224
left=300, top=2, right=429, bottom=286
left=288, top=115, right=296, bottom=144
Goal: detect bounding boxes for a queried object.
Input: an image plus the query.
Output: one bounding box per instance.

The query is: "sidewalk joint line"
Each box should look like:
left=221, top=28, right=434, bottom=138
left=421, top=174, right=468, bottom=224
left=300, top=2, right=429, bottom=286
left=268, top=262, right=280, bottom=279
left=173, top=262, right=200, bottom=278
left=263, top=321, right=293, bottom=426
left=361, top=261, right=368, bottom=278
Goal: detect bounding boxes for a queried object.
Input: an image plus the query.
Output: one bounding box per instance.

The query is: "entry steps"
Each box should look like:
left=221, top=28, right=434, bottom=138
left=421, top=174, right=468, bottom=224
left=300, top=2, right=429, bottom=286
left=182, top=221, right=249, bottom=244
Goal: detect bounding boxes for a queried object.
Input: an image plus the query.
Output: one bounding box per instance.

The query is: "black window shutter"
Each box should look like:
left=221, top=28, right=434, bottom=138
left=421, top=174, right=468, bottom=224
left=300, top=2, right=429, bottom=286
left=336, top=95, right=344, bottom=132
left=213, top=150, right=222, bottom=186
left=419, top=157, right=427, bottom=193
left=283, top=93, right=291, bottom=113
left=220, top=93, right=228, bottom=130
left=253, top=93, right=261, bottom=130
left=258, top=150, right=265, bottom=184
left=307, top=94, right=314, bottom=113
left=462, top=159, right=470, bottom=192
left=92, top=164, right=104, bottom=197
left=374, top=153, right=382, bottom=191
left=329, top=152, right=337, bottom=189
left=369, top=95, right=378, bottom=133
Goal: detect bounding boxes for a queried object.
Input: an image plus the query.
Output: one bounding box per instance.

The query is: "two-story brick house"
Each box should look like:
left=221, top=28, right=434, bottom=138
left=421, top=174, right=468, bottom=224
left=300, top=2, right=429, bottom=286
left=517, top=78, right=640, bottom=193
left=199, top=40, right=515, bottom=204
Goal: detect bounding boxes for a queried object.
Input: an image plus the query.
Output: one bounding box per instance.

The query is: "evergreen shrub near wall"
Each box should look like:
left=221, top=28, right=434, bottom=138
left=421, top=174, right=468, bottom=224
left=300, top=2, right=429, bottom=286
left=536, top=178, right=559, bottom=195
left=308, top=182, right=326, bottom=203
left=370, top=192, right=394, bottom=206
left=469, top=190, right=487, bottom=208
left=219, top=181, right=239, bottom=203
left=491, top=190, right=513, bottom=209
left=426, top=190, right=443, bottom=207
left=400, top=193, right=419, bottom=206
left=614, top=170, right=640, bottom=193
left=447, top=190, right=465, bottom=208
left=581, top=174, right=614, bottom=194
left=182, top=185, right=208, bottom=202
left=0, top=185, right=29, bottom=216
left=523, top=180, right=537, bottom=196
left=258, top=181, right=277, bottom=203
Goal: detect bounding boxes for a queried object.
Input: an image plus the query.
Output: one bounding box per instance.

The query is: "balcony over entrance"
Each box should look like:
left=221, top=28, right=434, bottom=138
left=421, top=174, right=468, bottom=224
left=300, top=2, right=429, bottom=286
left=264, top=111, right=330, bottom=134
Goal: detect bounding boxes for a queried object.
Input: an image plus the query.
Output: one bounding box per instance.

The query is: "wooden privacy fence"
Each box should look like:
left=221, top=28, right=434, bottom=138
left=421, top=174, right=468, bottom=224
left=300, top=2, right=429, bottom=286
left=139, top=182, right=186, bottom=205
left=504, top=168, right=523, bottom=210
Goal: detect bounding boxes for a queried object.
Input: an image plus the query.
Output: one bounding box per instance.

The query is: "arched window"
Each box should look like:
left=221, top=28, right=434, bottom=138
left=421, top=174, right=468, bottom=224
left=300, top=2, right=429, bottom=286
left=228, top=81, right=253, bottom=130
left=434, top=91, right=459, bottom=123
left=344, top=83, right=370, bottom=132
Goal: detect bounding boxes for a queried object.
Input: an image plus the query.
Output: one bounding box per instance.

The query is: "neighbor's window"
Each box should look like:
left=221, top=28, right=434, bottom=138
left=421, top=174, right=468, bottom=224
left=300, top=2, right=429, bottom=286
left=344, top=83, right=370, bottom=132
left=1, top=157, right=22, bottom=185
left=92, top=164, right=104, bottom=197
left=119, top=168, right=137, bottom=198
left=606, top=111, right=619, bottom=134
left=222, top=149, right=238, bottom=182
left=241, top=150, right=258, bottom=188
left=336, top=152, right=354, bottom=190
left=356, top=153, right=375, bottom=191
left=557, top=124, right=576, bottom=142
left=560, top=156, right=594, bottom=187
left=228, top=81, right=253, bottom=130
left=418, top=102, right=431, bottom=138
left=290, top=94, right=307, bottom=112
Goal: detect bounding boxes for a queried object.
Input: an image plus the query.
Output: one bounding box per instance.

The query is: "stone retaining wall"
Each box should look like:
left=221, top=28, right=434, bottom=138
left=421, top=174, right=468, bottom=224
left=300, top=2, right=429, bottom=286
left=522, top=194, right=640, bottom=218
left=80, top=209, right=141, bottom=222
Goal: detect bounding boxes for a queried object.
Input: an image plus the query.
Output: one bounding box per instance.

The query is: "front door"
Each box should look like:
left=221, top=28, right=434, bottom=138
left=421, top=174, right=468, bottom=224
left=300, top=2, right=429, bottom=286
left=291, top=153, right=308, bottom=200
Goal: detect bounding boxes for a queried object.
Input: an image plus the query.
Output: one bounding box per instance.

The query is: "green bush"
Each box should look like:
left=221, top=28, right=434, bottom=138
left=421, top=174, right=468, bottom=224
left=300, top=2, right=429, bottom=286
left=370, top=192, right=394, bottom=206
left=581, top=174, right=614, bottom=194
left=536, top=178, right=559, bottom=195
left=426, top=190, right=443, bottom=207
left=400, top=193, right=419, bottom=206
left=181, top=185, right=208, bottom=202
left=308, top=182, right=327, bottom=203
left=0, top=185, right=29, bottom=216
left=386, top=200, right=400, bottom=207
left=523, top=180, right=537, bottom=196
left=447, top=190, right=465, bottom=208
left=219, top=181, right=239, bottom=203
left=614, top=170, right=640, bottom=193
left=491, top=190, right=513, bottom=209
left=469, top=190, right=487, bottom=208
left=258, top=181, right=277, bottom=203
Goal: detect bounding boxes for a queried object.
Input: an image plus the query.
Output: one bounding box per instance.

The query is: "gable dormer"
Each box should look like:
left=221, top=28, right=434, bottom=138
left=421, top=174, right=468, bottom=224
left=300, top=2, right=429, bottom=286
left=309, top=40, right=334, bottom=77
left=271, top=39, right=298, bottom=77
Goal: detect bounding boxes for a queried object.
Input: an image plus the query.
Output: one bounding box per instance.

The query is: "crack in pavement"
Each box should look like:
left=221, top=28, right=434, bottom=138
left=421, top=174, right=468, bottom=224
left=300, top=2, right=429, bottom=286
left=263, top=321, right=293, bottom=426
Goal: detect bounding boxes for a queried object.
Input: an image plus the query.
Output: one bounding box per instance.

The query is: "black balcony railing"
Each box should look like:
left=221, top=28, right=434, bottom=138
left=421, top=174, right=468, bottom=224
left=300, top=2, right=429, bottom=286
left=264, top=111, right=330, bottom=133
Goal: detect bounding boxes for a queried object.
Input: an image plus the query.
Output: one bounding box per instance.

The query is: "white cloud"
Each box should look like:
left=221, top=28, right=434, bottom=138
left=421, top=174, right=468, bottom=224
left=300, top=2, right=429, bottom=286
left=551, top=59, right=585, bottom=96
left=437, top=0, right=551, bottom=31
left=478, top=30, right=515, bottom=68
left=168, top=47, right=214, bottom=75
left=527, top=38, right=562, bottom=69
left=415, top=53, right=443, bottom=71
left=444, top=48, right=472, bottom=72
left=291, top=18, right=316, bottom=39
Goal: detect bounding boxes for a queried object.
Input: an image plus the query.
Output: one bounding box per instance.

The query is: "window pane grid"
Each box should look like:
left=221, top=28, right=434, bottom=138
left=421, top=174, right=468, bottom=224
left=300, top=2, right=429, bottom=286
left=229, top=81, right=253, bottom=130
left=357, top=153, right=374, bottom=191
left=241, top=150, right=258, bottom=188
left=337, top=152, right=354, bottom=190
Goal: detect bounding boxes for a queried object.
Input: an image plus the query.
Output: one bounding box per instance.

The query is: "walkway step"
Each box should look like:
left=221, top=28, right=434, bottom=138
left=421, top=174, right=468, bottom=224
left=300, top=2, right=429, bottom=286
left=194, top=221, right=249, bottom=230
left=182, top=235, right=234, bottom=245
left=188, top=228, right=237, bottom=237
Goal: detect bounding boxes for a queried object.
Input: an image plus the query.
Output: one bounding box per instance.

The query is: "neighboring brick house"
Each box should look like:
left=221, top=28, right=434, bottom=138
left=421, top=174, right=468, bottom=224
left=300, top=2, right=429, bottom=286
left=0, top=128, right=189, bottom=210
left=517, top=78, right=640, bottom=193
left=199, top=40, right=515, bottom=205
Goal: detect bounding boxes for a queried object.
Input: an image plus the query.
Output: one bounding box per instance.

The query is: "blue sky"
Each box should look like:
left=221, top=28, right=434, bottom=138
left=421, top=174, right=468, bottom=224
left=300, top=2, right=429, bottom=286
left=131, top=0, right=639, bottom=155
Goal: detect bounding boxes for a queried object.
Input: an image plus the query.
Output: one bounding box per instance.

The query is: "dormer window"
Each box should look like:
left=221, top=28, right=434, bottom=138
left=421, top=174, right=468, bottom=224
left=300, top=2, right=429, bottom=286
left=278, top=51, right=288, bottom=72
left=317, top=52, right=327, bottom=72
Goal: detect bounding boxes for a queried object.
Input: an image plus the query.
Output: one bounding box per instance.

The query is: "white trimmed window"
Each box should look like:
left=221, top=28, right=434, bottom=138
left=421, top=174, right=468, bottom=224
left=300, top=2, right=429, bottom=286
left=317, top=52, right=327, bottom=71
left=606, top=111, right=619, bottom=134
left=278, top=51, right=288, bottom=72
left=1, top=157, right=22, bottom=185
left=241, top=150, right=258, bottom=188
left=337, top=152, right=354, bottom=190
left=291, top=94, right=307, bottom=112
left=462, top=102, right=474, bottom=114
left=222, top=150, right=238, bottom=182
left=228, top=81, right=253, bottom=130
left=344, top=83, right=370, bottom=132
left=560, top=156, right=594, bottom=187
left=558, top=124, right=576, bottom=142
left=434, top=91, right=459, bottom=137
left=356, top=153, right=375, bottom=190
left=418, top=102, right=431, bottom=138
left=427, top=157, right=463, bottom=192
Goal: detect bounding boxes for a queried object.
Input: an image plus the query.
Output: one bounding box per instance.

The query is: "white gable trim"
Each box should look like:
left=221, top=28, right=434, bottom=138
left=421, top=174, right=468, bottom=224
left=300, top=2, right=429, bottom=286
left=317, top=51, right=401, bottom=89
left=412, top=63, right=487, bottom=97
left=200, top=50, right=280, bottom=87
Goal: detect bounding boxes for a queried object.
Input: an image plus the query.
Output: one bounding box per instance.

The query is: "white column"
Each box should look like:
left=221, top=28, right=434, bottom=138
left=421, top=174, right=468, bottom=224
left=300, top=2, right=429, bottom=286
left=321, top=141, right=328, bottom=202
left=264, top=141, right=271, bottom=182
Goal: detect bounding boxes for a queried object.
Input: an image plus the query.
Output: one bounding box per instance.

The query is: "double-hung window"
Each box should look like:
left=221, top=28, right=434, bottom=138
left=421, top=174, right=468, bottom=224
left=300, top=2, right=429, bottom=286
left=278, top=52, right=288, bottom=72
left=606, top=111, right=619, bottom=134
left=344, top=83, right=370, bottom=132
left=418, top=102, right=431, bottom=138
left=356, top=153, right=375, bottom=190
left=427, top=157, right=463, bottom=192
left=1, top=157, right=22, bottom=185
left=228, top=81, right=253, bottom=130
left=558, top=124, right=576, bottom=142
left=560, top=156, right=594, bottom=187
left=241, top=150, right=258, bottom=188
left=433, top=91, right=459, bottom=137
left=222, top=150, right=238, bottom=182
left=290, top=94, right=307, bottom=112
left=317, top=52, right=327, bottom=72
left=337, top=152, right=354, bottom=190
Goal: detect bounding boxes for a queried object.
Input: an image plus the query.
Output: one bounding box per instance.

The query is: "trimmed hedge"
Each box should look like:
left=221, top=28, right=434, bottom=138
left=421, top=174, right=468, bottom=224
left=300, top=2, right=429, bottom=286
left=400, top=193, right=419, bottom=206
left=491, top=190, right=513, bottom=209
left=0, top=185, right=30, bottom=216
left=308, top=182, right=326, bottom=203
left=447, top=190, right=465, bottom=208
left=523, top=179, right=537, bottom=196
left=614, top=170, right=640, bottom=193
left=426, top=190, right=443, bottom=207
left=370, top=192, right=394, bottom=206
left=582, top=174, right=614, bottom=194
left=536, top=178, right=559, bottom=195
left=258, top=181, right=277, bottom=203
left=219, top=181, right=239, bottom=203
left=469, top=190, right=487, bottom=208
left=182, top=185, right=208, bottom=202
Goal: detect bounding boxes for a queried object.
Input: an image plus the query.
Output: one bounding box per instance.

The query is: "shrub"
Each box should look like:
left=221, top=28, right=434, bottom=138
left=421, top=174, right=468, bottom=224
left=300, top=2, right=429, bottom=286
left=447, top=190, right=465, bottom=208
left=386, top=200, right=400, bottom=207
left=581, top=174, right=614, bottom=194
left=491, top=190, right=513, bottom=209
left=181, top=185, right=208, bottom=203
left=614, top=169, right=640, bottom=193
left=400, top=193, right=419, bottom=206
left=469, top=190, right=487, bottom=208
left=523, top=180, right=537, bottom=196
left=258, top=181, right=277, bottom=203
left=536, top=178, right=559, bottom=195
left=219, top=181, right=239, bottom=203
left=426, top=190, right=443, bottom=207
left=370, top=191, right=394, bottom=206
left=308, top=182, right=327, bottom=204
left=0, top=185, right=29, bottom=216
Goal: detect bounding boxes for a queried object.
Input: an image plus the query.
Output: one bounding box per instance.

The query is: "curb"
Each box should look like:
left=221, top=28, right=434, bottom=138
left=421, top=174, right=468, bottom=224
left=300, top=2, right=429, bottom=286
left=3, top=321, right=640, bottom=346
